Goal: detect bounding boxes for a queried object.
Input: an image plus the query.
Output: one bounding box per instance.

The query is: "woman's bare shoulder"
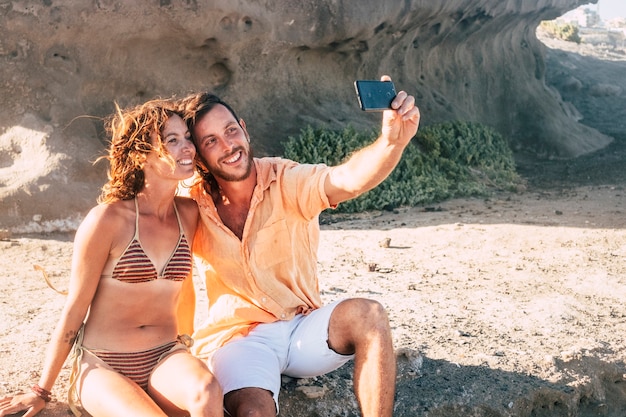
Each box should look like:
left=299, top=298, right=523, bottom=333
left=77, top=200, right=134, bottom=239
left=85, top=200, right=132, bottom=224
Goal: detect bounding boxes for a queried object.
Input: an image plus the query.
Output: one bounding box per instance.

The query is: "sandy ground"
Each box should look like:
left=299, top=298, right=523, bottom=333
left=2, top=31, right=626, bottom=417
left=1, top=182, right=625, bottom=416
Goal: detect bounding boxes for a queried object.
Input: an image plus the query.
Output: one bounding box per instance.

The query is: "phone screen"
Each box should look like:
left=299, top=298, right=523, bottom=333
left=354, top=80, right=396, bottom=111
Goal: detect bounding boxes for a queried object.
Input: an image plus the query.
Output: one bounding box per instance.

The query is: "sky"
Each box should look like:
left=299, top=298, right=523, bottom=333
left=593, top=0, right=626, bottom=20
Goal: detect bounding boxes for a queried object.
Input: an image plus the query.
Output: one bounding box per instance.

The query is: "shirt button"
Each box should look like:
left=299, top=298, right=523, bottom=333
left=281, top=313, right=286, bottom=319
left=262, top=297, right=267, bottom=303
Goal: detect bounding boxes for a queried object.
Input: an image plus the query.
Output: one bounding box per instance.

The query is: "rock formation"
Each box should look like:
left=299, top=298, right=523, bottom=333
left=0, top=0, right=612, bottom=229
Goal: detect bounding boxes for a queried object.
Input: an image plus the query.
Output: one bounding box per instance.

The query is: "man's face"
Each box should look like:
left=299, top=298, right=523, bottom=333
left=191, top=104, right=253, bottom=182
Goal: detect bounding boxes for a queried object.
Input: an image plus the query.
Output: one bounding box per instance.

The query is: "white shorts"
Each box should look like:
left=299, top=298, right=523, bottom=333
left=208, top=300, right=354, bottom=408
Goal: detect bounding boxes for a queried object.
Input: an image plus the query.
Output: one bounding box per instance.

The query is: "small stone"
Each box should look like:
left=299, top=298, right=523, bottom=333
left=296, top=385, right=327, bottom=399
left=396, top=347, right=424, bottom=372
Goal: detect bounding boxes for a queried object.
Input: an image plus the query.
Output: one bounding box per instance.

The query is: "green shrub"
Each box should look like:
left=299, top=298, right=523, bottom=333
left=282, top=121, right=521, bottom=213
left=540, top=21, right=582, bottom=44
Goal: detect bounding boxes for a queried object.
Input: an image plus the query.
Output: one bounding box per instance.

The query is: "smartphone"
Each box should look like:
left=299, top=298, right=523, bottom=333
left=354, top=80, right=397, bottom=111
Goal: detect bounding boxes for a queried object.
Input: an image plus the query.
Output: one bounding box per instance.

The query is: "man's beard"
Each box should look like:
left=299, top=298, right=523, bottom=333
left=210, top=146, right=254, bottom=182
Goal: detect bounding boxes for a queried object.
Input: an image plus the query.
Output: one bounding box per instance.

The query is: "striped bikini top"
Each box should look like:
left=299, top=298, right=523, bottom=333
left=109, top=199, right=193, bottom=283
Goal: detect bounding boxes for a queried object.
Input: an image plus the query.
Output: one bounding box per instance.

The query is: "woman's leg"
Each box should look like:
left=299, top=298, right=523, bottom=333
left=149, top=350, right=223, bottom=417
left=78, top=350, right=168, bottom=417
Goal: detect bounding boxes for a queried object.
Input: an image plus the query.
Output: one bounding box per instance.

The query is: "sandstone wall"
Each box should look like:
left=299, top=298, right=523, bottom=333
left=0, top=0, right=611, bottom=230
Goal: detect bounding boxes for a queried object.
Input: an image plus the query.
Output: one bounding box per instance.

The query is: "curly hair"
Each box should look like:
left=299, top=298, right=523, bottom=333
left=98, top=99, right=180, bottom=204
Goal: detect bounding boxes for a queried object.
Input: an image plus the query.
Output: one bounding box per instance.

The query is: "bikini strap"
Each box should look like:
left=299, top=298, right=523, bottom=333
left=134, top=197, right=184, bottom=243
left=172, top=200, right=185, bottom=237
left=133, top=198, right=141, bottom=240
left=67, top=324, right=86, bottom=417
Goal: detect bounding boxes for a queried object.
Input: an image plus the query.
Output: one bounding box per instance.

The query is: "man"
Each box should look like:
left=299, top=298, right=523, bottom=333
left=180, top=75, right=420, bottom=417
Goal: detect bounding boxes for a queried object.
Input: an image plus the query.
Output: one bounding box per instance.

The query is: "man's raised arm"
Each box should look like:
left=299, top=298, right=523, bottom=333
left=325, top=75, right=421, bottom=206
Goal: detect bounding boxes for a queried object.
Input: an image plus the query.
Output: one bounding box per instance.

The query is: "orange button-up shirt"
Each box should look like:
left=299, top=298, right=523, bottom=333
left=186, top=157, right=332, bottom=359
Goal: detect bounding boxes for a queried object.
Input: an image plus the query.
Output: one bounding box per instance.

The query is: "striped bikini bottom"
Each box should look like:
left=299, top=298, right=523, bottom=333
left=87, top=340, right=182, bottom=390
left=67, top=326, right=193, bottom=416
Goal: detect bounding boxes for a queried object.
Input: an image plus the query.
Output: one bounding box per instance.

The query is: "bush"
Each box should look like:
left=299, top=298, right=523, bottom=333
left=540, top=21, right=582, bottom=44
left=282, top=122, right=521, bottom=213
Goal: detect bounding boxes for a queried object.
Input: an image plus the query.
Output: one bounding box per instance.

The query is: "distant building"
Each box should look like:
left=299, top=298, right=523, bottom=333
left=559, top=6, right=601, bottom=27
left=605, top=17, right=626, bottom=29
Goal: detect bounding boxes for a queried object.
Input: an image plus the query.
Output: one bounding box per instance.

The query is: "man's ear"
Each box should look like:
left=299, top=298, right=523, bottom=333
left=240, top=118, right=250, bottom=142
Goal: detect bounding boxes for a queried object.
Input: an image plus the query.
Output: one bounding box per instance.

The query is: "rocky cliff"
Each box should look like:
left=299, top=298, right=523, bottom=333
left=0, top=0, right=611, bottom=229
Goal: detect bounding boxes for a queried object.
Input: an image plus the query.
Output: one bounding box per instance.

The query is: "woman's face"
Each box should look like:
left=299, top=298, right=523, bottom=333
left=147, top=114, right=196, bottom=181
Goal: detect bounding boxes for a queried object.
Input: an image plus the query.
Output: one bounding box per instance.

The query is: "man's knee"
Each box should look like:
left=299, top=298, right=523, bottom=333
left=338, top=298, right=390, bottom=325
left=330, top=298, right=391, bottom=353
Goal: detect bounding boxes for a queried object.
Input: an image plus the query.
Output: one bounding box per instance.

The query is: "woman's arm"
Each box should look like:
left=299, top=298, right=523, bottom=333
left=0, top=205, right=115, bottom=416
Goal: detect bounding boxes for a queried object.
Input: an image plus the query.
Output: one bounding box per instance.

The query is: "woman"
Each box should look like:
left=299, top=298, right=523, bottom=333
left=0, top=99, right=222, bottom=417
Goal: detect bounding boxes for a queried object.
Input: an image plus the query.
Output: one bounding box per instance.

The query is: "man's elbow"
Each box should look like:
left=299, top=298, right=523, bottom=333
left=325, top=169, right=365, bottom=205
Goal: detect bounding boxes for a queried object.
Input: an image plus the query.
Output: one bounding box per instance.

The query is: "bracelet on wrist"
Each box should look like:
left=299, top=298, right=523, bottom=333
left=31, top=384, right=52, bottom=402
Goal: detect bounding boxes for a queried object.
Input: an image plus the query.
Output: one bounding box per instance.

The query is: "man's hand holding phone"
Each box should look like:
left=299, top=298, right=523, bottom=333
left=354, top=76, right=420, bottom=147
left=354, top=80, right=397, bottom=111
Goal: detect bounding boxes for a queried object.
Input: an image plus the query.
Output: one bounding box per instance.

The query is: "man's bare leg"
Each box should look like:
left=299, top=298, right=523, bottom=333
left=328, top=298, right=396, bottom=417
left=223, top=387, right=276, bottom=417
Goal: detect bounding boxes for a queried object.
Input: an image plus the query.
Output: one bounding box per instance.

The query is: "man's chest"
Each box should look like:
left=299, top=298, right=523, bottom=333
left=216, top=203, right=248, bottom=240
